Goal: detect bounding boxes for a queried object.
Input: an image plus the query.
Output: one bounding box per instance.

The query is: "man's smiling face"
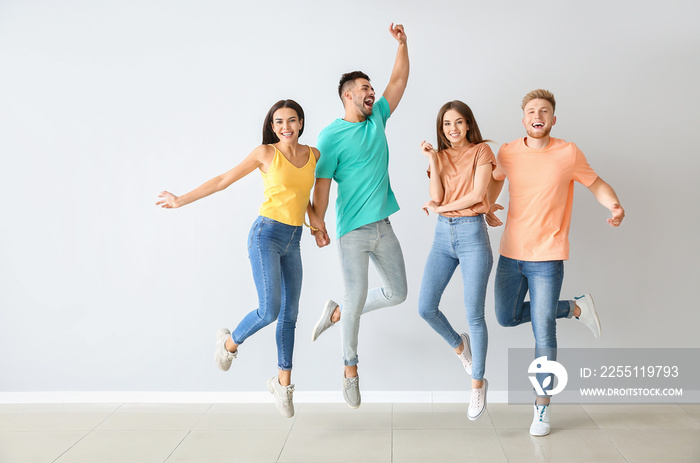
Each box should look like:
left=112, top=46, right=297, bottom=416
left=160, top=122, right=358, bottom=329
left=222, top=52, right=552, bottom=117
left=522, top=98, right=557, bottom=139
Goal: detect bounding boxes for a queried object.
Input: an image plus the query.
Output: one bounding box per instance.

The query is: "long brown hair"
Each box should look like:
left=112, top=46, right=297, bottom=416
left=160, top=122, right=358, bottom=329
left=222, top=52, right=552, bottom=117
left=262, top=99, right=305, bottom=145
left=435, top=100, right=489, bottom=151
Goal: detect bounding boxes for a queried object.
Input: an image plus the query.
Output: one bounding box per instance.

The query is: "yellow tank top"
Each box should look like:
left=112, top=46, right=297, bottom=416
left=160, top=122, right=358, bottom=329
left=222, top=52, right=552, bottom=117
left=258, top=145, right=316, bottom=226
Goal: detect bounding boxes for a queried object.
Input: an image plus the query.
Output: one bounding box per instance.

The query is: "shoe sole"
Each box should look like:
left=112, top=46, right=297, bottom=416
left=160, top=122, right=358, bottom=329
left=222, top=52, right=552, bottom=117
left=215, top=329, right=232, bottom=371
left=311, top=300, right=336, bottom=341
left=586, top=293, right=602, bottom=339
left=344, top=398, right=361, bottom=409
left=460, top=332, right=473, bottom=376
left=530, top=427, right=551, bottom=437
left=467, top=378, right=487, bottom=421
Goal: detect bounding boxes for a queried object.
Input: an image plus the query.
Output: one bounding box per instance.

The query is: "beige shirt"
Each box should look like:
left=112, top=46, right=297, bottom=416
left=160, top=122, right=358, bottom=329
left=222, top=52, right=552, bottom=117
left=493, top=137, right=598, bottom=261
left=428, top=142, right=496, bottom=217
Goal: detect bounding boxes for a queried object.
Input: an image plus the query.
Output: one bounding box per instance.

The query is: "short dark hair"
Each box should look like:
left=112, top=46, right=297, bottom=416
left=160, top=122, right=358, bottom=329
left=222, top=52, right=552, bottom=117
left=338, top=71, right=370, bottom=101
left=261, top=99, right=305, bottom=145
left=435, top=100, right=489, bottom=151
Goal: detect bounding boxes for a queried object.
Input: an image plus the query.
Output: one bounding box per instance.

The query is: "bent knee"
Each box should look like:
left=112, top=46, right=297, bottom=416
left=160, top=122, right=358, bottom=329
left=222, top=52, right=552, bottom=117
left=496, top=313, right=519, bottom=327
left=388, top=287, right=408, bottom=305
left=418, top=304, right=435, bottom=321
left=258, top=308, right=280, bottom=326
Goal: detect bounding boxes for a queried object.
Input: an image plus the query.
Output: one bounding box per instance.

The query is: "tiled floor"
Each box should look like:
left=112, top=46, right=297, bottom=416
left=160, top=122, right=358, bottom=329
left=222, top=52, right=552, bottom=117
left=1, top=402, right=699, bottom=462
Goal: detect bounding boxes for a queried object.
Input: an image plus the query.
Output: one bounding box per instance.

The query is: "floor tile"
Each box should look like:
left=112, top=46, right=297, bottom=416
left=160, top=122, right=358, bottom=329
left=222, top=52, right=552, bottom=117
left=292, top=403, right=392, bottom=430
left=195, top=403, right=294, bottom=430
left=488, top=404, right=598, bottom=430
left=54, top=430, right=187, bottom=463
left=0, top=404, right=119, bottom=431
left=582, top=404, right=700, bottom=429
left=392, top=403, right=493, bottom=429
left=278, top=429, right=391, bottom=462
left=606, top=429, right=700, bottom=463
left=679, top=403, right=700, bottom=424
left=95, top=403, right=209, bottom=431
left=165, top=429, right=289, bottom=462
left=497, top=429, right=627, bottom=463
left=0, top=431, right=87, bottom=463
left=0, top=412, right=21, bottom=428
left=393, top=429, right=507, bottom=463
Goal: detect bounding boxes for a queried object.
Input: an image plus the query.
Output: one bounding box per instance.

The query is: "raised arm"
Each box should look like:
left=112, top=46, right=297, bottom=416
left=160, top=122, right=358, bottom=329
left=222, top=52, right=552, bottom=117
left=382, top=23, right=409, bottom=115
left=156, top=145, right=269, bottom=208
left=421, top=141, right=444, bottom=203
left=586, top=176, right=625, bottom=227
left=311, top=177, right=332, bottom=247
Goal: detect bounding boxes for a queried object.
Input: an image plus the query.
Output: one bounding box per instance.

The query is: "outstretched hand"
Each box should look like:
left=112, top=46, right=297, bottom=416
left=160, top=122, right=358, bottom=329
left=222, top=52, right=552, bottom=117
left=156, top=191, right=180, bottom=208
left=485, top=203, right=504, bottom=227
left=389, top=23, right=407, bottom=44
left=608, top=204, right=625, bottom=227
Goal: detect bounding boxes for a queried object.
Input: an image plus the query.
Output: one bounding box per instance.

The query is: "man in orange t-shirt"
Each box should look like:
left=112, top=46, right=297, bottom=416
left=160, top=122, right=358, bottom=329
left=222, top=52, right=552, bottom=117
left=487, top=89, right=625, bottom=437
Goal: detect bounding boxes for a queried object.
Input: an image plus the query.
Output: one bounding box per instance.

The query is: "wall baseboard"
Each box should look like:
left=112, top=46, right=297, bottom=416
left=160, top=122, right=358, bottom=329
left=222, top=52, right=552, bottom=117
left=0, top=390, right=509, bottom=404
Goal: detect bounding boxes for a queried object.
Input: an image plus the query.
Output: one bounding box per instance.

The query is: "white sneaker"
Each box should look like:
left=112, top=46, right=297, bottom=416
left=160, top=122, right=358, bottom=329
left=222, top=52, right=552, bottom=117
left=215, top=328, right=237, bottom=371
left=529, top=402, right=551, bottom=436
left=267, top=376, right=295, bottom=418
left=311, top=299, right=338, bottom=341
left=467, top=379, right=488, bottom=421
left=575, top=294, right=602, bottom=339
left=456, top=332, right=472, bottom=376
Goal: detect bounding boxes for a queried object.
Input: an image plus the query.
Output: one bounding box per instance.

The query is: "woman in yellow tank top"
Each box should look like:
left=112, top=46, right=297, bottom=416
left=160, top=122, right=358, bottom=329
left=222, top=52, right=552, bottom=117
left=156, top=100, right=324, bottom=418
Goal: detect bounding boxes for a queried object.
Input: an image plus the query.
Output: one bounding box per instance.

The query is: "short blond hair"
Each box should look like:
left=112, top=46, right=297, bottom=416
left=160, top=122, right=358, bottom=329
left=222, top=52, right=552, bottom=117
left=521, top=89, right=556, bottom=113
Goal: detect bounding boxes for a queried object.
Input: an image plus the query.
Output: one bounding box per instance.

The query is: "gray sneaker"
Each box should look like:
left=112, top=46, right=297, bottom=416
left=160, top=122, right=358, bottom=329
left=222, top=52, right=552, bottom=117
left=456, top=332, right=473, bottom=376
left=343, top=374, right=361, bottom=409
left=215, top=328, right=237, bottom=371
left=574, top=294, right=602, bottom=339
left=311, top=299, right=339, bottom=341
left=267, top=376, right=295, bottom=418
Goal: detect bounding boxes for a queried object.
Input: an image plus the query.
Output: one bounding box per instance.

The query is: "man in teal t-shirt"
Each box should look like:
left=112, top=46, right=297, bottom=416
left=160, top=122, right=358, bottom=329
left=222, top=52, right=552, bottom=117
left=310, top=23, right=410, bottom=409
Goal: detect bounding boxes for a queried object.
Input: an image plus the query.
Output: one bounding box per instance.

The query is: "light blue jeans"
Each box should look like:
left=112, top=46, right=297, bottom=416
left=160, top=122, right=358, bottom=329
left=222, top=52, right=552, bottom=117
left=337, top=218, right=408, bottom=366
left=231, top=216, right=303, bottom=371
left=494, top=255, right=575, bottom=395
left=418, top=215, right=492, bottom=381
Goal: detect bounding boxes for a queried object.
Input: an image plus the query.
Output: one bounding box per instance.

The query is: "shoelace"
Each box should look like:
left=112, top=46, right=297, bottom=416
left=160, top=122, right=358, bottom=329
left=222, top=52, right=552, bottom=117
left=285, top=385, right=295, bottom=400
left=470, top=388, right=483, bottom=408
left=345, top=377, right=359, bottom=389
left=536, top=405, right=548, bottom=421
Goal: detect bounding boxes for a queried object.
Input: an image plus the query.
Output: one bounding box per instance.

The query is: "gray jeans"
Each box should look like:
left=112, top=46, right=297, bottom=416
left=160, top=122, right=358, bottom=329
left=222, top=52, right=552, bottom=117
left=337, top=218, right=408, bottom=366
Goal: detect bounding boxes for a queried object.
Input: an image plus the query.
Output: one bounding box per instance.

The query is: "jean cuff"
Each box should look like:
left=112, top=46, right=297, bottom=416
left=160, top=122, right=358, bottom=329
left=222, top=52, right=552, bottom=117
left=567, top=300, right=576, bottom=318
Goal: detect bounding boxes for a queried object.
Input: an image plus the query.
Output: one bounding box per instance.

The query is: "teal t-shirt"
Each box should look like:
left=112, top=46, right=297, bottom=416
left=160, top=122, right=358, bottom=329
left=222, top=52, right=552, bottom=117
left=316, top=96, right=400, bottom=238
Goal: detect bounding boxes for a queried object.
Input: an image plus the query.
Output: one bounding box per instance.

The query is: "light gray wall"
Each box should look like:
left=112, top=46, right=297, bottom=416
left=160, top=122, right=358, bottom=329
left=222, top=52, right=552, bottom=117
left=1, top=0, right=698, bottom=394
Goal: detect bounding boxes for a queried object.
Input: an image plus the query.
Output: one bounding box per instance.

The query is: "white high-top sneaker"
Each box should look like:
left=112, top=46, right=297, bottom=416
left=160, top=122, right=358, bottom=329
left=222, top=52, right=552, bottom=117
left=529, top=402, right=551, bottom=436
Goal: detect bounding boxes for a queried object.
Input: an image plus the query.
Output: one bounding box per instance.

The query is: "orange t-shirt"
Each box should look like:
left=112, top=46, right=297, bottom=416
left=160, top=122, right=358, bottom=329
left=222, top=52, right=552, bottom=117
left=427, top=143, right=496, bottom=217
left=493, top=137, right=598, bottom=261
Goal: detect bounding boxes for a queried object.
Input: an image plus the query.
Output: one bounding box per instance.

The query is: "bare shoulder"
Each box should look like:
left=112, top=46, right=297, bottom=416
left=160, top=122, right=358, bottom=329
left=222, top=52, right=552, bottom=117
left=309, top=146, right=321, bottom=161
left=251, top=144, right=275, bottom=161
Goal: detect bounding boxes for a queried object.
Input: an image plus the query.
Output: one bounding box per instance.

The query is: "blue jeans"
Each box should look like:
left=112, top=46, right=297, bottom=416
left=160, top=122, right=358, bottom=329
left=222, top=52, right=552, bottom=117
left=494, top=255, right=575, bottom=395
left=418, top=215, right=492, bottom=381
left=231, top=216, right=302, bottom=371
left=337, top=218, right=408, bottom=367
